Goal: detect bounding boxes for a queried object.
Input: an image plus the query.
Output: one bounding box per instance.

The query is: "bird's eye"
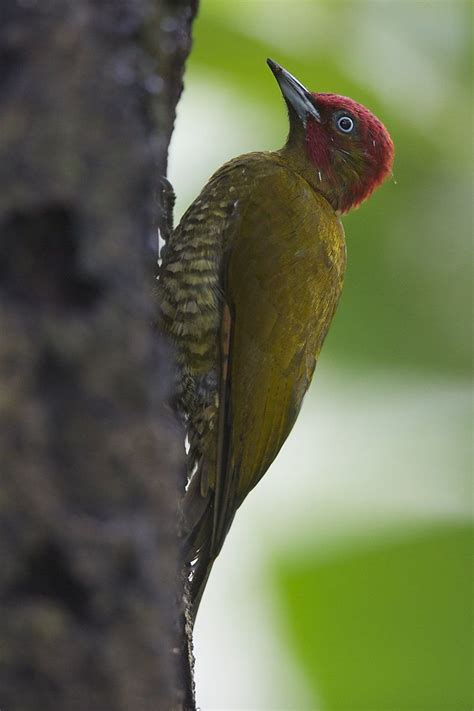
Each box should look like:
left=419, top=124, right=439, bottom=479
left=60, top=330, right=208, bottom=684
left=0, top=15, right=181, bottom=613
left=336, top=115, right=354, bottom=133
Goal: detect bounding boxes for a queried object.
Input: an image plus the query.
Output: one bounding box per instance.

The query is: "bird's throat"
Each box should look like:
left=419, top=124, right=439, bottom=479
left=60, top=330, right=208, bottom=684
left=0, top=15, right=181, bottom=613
left=276, top=142, right=343, bottom=214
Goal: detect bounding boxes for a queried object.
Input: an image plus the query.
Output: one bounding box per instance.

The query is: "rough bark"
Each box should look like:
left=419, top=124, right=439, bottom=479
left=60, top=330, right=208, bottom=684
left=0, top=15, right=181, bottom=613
left=0, top=1, right=197, bottom=709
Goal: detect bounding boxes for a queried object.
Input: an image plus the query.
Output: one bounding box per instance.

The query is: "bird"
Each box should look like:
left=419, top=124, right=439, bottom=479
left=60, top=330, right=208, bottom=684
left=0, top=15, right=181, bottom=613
left=157, top=59, right=394, bottom=622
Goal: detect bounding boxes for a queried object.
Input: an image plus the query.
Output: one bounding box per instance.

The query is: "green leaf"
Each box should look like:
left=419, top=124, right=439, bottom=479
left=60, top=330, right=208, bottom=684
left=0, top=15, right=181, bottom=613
left=273, top=525, right=473, bottom=710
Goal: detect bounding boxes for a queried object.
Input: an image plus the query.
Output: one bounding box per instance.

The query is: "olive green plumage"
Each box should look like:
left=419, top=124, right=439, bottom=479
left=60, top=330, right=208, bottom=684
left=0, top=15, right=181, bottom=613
left=158, top=151, right=345, bottom=615
left=156, top=60, right=394, bottom=621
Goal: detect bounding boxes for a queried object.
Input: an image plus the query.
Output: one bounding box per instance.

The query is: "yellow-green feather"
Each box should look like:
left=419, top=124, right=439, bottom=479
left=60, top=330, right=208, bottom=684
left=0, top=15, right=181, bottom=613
left=227, top=167, right=346, bottom=502
left=156, top=150, right=346, bottom=616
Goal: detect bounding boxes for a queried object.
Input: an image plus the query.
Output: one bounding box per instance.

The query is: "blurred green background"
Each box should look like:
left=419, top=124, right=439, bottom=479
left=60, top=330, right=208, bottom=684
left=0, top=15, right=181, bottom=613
left=168, top=1, right=473, bottom=708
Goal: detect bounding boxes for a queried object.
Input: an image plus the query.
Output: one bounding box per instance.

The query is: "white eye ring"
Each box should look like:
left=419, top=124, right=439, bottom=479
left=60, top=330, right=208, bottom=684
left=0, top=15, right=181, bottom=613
left=337, top=115, right=354, bottom=133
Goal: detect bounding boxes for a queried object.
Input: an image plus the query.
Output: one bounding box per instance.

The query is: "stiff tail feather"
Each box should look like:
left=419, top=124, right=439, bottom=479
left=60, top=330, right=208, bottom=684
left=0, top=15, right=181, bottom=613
left=182, top=473, right=237, bottom=624
left=182, top=482, right=215, bottom=624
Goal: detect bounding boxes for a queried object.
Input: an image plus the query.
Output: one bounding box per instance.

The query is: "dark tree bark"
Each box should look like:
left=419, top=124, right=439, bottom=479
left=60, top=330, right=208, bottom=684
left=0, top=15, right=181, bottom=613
left=0, top=1, right=197, bottom=709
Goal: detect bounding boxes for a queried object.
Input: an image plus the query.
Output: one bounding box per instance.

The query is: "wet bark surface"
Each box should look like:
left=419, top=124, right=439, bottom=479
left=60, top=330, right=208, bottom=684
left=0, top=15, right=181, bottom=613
left=0, top=1, right=197, bottom=708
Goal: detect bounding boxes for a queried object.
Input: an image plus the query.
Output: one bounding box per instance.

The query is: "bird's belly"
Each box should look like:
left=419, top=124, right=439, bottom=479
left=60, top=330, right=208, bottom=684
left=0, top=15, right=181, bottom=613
left=229, top=215, right=346, bottom=498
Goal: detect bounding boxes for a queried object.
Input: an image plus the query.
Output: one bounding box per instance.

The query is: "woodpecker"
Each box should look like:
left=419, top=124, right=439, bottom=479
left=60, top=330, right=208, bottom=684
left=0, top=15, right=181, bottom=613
left=157, top=59, right=394, bottom=621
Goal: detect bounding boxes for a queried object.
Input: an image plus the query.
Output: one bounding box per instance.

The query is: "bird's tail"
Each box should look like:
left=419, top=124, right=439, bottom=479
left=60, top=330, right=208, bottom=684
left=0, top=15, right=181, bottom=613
left=188, top=538, right=215, bottom=625
left=181, top=470, right=216, bottom=624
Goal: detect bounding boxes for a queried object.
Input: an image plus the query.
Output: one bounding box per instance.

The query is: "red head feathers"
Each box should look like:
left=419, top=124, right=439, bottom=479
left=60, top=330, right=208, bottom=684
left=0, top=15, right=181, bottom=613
left=305, top=93, right=394, bottom=213
left=268, top=59, right=394, bottom=214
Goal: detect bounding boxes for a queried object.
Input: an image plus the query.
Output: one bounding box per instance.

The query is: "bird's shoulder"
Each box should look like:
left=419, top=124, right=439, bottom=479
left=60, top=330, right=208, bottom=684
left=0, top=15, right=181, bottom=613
left=185, top=150, right=324, bottom=212
left=203, top=150, right=332, bottom=207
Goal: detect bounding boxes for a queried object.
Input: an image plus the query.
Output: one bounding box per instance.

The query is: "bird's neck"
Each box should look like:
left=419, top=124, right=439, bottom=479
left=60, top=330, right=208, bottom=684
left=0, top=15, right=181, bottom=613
left=276, top=140, right=342, bottom=214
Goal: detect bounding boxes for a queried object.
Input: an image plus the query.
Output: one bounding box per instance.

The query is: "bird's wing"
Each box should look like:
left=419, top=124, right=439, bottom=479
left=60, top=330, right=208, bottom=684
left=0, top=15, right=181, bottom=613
left=211, top=166, right=346, bottom=554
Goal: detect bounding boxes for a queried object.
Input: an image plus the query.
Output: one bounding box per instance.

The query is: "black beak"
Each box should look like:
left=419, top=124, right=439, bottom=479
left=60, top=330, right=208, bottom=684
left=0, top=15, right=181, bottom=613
left=267, top=58, right=320, bottom=125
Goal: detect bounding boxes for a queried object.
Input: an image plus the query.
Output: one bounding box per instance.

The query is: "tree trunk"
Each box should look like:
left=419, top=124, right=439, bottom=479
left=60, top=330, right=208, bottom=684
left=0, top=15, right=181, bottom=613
left=0, top=1, right=197, bottom=709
